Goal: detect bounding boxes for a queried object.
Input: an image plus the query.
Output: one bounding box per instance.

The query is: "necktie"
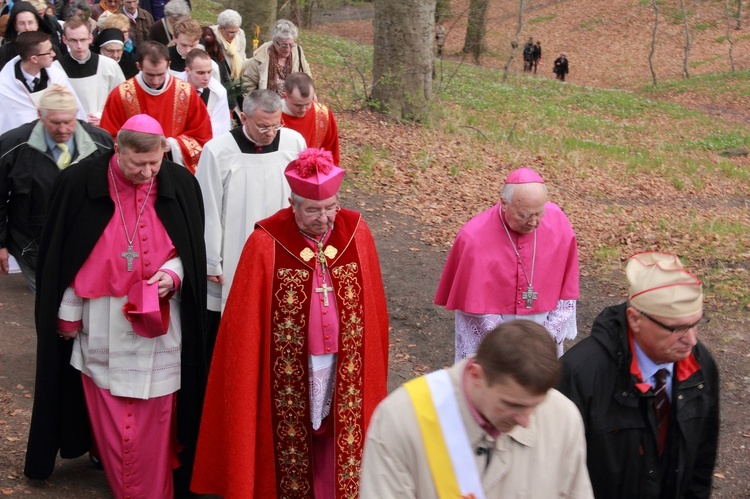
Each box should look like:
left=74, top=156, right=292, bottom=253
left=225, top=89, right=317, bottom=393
left=654, top=368, right=671, bottom=456
left=56, top=143, right=72, bottom=169
left=31, top=77, right=40, bottom=91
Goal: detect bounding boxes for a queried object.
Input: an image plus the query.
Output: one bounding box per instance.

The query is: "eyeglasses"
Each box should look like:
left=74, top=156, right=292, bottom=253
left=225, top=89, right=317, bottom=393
left=274, top=40, right=295, bottom=50
left=35, top=51, right=54, bottom=57
left=637, top=309, right=710, bottom=334
left=302, top=205, right=340, bottom=219
left=250, top=122, right=283, bottom=134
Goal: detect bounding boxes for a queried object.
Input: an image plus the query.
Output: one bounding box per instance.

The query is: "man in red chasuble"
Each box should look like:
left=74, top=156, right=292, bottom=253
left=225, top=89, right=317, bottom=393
left=282, top=72, right=340, bottom=166
left=99, top=41, right=212, bottom=174
left=191, top=148, right=389, bottom=498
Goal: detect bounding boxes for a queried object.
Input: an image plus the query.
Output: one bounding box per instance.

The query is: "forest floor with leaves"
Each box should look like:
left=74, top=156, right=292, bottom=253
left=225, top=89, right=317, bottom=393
left=1, top=1, right=749, bottom=496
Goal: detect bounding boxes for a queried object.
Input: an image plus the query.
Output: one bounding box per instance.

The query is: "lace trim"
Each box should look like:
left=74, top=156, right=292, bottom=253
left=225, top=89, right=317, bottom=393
left=309, top=354, right=336, bottom=430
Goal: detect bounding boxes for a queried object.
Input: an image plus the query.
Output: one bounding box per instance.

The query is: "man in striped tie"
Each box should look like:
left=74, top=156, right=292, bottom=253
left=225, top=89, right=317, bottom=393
left=0, top=84, right=112, bottom=291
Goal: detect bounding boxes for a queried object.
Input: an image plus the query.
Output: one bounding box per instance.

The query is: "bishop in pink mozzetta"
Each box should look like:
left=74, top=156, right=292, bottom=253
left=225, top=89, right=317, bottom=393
left=434, top=167, right=580, bottom=359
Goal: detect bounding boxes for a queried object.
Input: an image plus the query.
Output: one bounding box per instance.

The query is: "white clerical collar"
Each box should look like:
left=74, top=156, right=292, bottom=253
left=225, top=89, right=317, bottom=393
left=136, top=72, right=172, bottom=96
left=72, top=51, right=92, bottom=64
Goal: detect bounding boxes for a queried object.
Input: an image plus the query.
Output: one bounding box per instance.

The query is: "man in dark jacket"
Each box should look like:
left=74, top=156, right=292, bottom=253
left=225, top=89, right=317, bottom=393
left=559, top=252, right=719, bottom=499
left=0, top=84, right=112, bottom=291
left=553, top=52, right=569, bottom=81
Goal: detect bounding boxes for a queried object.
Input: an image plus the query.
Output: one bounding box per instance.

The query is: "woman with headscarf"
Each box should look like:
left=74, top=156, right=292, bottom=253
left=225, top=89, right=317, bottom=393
left=242, top=18, right=311, bottom=96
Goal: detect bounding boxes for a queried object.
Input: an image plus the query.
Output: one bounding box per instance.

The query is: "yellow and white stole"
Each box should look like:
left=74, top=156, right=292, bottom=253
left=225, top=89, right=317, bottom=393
left=405, top=370, right=486, bottom=499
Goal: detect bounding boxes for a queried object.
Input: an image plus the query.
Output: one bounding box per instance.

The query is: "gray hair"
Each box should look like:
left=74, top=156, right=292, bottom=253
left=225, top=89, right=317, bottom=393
left=164, top=0, right=191, bottom=19
left=217, top=9, right=241, bottom=28
left=243, top=89, right=282, bottom=116
left=67, top=0, right=90, bottom=20
left=501, top=182, right=548, bottom=203
left=271, top=19, right=298, bottom=42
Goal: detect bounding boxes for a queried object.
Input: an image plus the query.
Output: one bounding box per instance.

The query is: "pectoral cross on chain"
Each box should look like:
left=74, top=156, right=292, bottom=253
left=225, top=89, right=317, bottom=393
left=522, top=285, right=538, bottom=309
left=121, top=245, right=139, bottom=272
left=316, top=280, right=334, bottom=307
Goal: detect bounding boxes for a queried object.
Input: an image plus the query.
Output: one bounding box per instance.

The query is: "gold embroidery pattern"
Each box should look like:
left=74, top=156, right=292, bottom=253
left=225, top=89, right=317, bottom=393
left=118, top=80, right=141, bottom=117
left=272, top=268, right=312, bottom=497
left=172, top=79, right=191, bottom=128
left=300, top=247, right=315, bottom=262
left=178, top=135, right=204, bottom=174
left=313, top=102, right=330, bottom=149
left=332, top=262, right=364, bottom=498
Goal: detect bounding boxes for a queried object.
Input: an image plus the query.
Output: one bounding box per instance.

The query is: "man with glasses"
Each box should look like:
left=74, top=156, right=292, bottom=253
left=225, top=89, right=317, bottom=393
left=435, top=167, right=580, bottom=360
left=0, top=30, right=86, bottom=135
left=54, top=18, right=124, bottom=127
left=559, top=251, right=719, bottom=498
left=192, top=147, right=389, bottom=499
left=195, top=89, right=305, bottom=324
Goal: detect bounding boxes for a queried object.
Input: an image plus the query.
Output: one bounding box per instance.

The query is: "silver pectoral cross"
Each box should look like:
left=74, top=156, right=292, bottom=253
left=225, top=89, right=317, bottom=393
left=315, top=280, right=334, bottom=307
left=522, top=285, right=538, bottom=309
left=121, top=245, right=139, bottom=272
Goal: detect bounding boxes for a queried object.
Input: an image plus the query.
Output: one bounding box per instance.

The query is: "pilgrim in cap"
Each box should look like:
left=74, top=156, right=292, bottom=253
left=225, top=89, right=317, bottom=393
left=121, top=114, right=165, bottom=136
left=627, top=252, right=703, bottom=319
left=38, top=84, right=78, bottom=111
left=284, top=148, right=345, bottom=200
left=504, top=167, right=545, bottom=184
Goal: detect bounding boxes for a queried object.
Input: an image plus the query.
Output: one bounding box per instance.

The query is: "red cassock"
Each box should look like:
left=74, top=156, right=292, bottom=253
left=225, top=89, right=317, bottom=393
left=100, top=77, right=212, bottom=174
left=191, top=207, right=389, bottom=498
left=284, top=102, right=341, bottom=166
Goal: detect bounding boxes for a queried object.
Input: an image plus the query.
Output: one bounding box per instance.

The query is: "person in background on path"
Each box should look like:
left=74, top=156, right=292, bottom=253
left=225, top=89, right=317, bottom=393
left=0, top=85, right=112, bottom=292
left=192, top=148, right=389, bottom=498
left=558, top=252, right=719, bottom=498
left=554, top=51, right=569, bottom=81
left=360, top=320, right=593, bottom=498
left=522, top=36, right=535, bottom=72
left=435, top=167, right=579, bottom=360
left=435, top=19, right=446, bottom=58
left=24, top=113, right=209, bottom=497
left=532, top=40, right=542, bottom=74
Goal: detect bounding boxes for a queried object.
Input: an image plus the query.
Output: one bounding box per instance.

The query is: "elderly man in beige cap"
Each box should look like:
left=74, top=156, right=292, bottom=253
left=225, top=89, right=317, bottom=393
left=0, top=84, right=112, bottom=291
left=558, top=251, right=719, bottom=499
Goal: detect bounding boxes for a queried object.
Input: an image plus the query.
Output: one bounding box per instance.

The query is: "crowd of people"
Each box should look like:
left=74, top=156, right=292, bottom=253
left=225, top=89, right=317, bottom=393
left=0, top=2, right=719, bottom=498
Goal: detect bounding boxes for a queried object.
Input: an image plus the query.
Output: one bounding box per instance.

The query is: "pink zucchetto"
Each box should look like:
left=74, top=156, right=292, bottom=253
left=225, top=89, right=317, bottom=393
left=627, top=252, right=703, bottom=319
left=504, top=167, right=545, bottom=184
left=285, top=148, right=345, bottom=201
left=120, top=114, right=165, bottom=136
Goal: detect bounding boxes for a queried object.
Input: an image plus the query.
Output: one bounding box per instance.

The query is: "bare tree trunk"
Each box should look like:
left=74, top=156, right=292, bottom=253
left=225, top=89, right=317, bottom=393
left=462, top=0, right=489, bottom=64
left=372, top=0, right=435, bottom=121
left=724, top=0, right=736, bottom=70
left=649, top=0, right=659, bottom=85
left=237, top=0, right=278, bottom=45
left=502, top=0, right=525, bottom=82
left=435, top=0, right=450, bottom=23
left=679, top=0, right=690, bottom=78
left=287, top=0, right=303, bottom=28
left=303, top=0, right=315, bottom=28
left=737, top=0, right=743, bottom=30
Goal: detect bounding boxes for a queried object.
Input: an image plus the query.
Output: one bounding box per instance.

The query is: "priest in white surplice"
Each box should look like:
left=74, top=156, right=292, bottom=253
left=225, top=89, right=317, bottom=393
left=53, top=18, right=124, bottom=127
left=195, top=89, right=306, bottom=318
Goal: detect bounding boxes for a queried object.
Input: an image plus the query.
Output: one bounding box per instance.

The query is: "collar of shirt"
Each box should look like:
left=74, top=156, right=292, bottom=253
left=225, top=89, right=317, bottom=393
left=72, top=50, right=93, bottom=64
left=125, top=9, right=138, bottom=21
left=44, top=131, right=76, bottom=161
left=633, top=340, right=674, bottom=398
left=462, top=359, right=501, bottom=440
left=21, top=67, right=41, bottom=88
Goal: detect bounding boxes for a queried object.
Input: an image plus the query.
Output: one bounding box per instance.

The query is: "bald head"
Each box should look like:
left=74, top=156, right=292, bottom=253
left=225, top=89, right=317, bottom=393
left=501, top=182, right=548, bottom=234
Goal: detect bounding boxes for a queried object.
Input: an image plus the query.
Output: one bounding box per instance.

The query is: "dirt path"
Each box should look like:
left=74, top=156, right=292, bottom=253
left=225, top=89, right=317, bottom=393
left=1, top=188, right=747, bottom=496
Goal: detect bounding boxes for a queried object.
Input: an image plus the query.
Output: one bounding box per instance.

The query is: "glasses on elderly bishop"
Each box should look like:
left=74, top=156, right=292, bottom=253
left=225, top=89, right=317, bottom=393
left=637, top=309, right=710, bottom=334
left=302, top=205, right=340, bottom=219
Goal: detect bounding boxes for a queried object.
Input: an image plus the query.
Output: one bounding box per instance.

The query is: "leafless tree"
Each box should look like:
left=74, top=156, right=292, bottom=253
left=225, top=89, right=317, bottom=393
left=679, top=0, right=691, bottom=78
left=737, top=0, right=743, bottom=30
left=502, top=0, right=525, bottom=82
left=462, top=0, right=490, bottom=63
left=372, top=0, right=435, bottom=121
left=724, top=0, right=736, bottom=70
left=236, top=0, right=277, bottom=44
left=648, top=0, right=659, bottom=85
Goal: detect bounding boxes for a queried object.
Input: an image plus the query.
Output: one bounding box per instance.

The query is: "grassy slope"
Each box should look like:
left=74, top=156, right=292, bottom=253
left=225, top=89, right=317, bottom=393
left=192, top=0, right=749, bottom=309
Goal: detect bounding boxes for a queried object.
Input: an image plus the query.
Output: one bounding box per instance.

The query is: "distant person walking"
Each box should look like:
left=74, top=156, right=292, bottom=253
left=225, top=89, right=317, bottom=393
left=522, top=36, right=534, bottom=72
left=435, top=20, right=446, bottom=58
left=554, top=52, right=569, bottom=81
left=532, top=40, right=542, bottom=74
